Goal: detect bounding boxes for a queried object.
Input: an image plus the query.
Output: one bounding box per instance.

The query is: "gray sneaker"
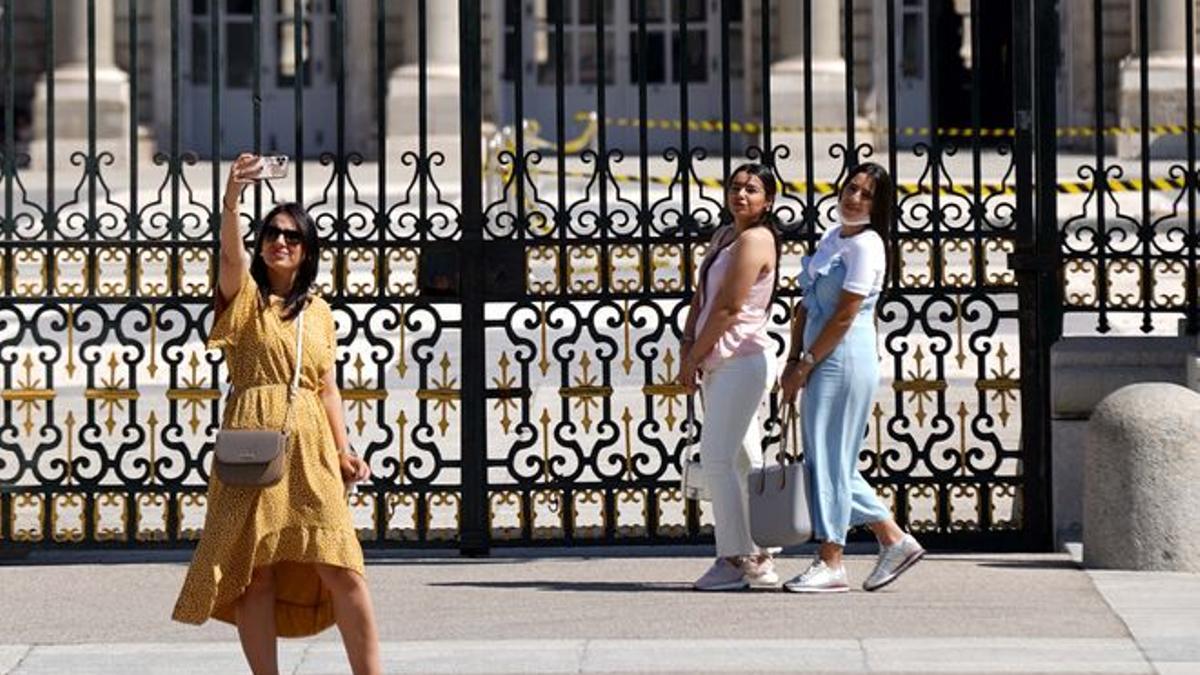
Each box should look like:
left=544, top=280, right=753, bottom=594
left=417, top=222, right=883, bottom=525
left=782, top=558, right=850, bottom=593
left=693, top=557, right=749, bottom=591
left=863, top=533, right=925, bottom=592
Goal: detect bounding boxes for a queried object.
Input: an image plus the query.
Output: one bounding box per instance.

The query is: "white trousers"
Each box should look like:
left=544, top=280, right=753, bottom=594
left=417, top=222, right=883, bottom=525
left=699, top=350, right=776, bottom=557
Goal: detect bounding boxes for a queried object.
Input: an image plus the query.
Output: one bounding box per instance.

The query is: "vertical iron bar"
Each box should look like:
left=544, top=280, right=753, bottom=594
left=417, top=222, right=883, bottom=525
left=210, top=0, right=219, bottom=237
left=969, top=0, right=983, bottom=287
left=128, top=0, right=140, bottom=265
left=418, top=0, right=428, bottom=240
left=253, top=0, right=262, bottom=219
left=597, top=0, right=609, bottom=288
left=85, top=0, right=98, bottom=540
left=334, top=0, right=345, bottom=299
left=375, top=0, right=385, bottom=259
left=169, top=0, right=180, bottom=296
left=843, top=0, right=857, bottom=169
left=458, top=0, right=488, bottom=556
left=510, top=0, right=524, bottom=238
left=926, top=0, right=948, bottom=534
left=758, top=3, right=771, bottom=164
left=1013, top=0, right=1057, bottom=552
left=87, top=0, right=97, bottom=297
left=2, top=0, right=13, bottom=297
left=1187, top=0, right=1198, bottom=334
left=558, top=0, right=569, bottom=289
left=1137, top=0, right=1151, bottom=331
left=293, top=0, right=303, bottom=201
left=719, top=0, right=731, bottom=183
left=372, top=0, right=387, bottom=541
left=44, top=0, right=57, bottom=272
left=1092, top=0, right=1107, bottom=332
left=1030, top=0, right=1060, bottom=550
left=803, top=0, right=815, bottom=245
left=883, top=0, right=904, bottom=528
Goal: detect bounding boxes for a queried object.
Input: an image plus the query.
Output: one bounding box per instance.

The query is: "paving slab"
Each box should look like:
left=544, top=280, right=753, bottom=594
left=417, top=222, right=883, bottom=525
left=1087, top=569, right=1200, bottom=674
left=0, top=646, right=29, bottom=675
left=0, top=553, right=1129, bottom=644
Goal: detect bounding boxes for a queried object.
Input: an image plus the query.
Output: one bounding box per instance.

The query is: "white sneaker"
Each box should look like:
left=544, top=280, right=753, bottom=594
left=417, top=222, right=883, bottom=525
left=693, top=558, right=749, bottom=591
left=783, top=558, right=850, bottom=593
left=741, top=554, right=780, bottom=588
left=863, top=533, right=926, bottom=592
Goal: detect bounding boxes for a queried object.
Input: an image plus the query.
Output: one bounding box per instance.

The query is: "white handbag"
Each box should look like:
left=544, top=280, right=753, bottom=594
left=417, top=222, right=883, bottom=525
left=748, top=403, right=813, bottom=547
left=680, top=397, right=709, bottom=501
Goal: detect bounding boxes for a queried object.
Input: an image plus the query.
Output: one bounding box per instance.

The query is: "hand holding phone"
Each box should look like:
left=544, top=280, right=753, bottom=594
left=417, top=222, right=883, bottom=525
left=252, top=155, right=290, bottom=181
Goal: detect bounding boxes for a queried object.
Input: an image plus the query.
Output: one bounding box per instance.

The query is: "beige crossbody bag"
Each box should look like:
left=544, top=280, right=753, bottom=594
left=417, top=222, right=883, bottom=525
left=212, top=304, right=305, bottom=487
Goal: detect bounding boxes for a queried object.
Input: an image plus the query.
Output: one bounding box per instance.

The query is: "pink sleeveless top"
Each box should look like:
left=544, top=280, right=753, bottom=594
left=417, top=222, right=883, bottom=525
left=693, top=241, right=774, bottom=372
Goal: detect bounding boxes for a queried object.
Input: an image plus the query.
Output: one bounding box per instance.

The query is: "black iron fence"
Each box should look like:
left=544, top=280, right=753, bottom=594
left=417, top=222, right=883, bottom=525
left=0, top=0, right=1193, bottom=554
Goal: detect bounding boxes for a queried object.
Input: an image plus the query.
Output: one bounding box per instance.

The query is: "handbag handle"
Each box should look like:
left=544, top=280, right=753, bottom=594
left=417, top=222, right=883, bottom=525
left=755, top=403, right=799, bottom=495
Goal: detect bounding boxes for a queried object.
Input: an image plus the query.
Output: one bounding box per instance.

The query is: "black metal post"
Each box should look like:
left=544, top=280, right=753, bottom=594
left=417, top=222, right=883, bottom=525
left=1011, top=0, right=1058, bottom=552
left=458, top=0, right=489, bottom=556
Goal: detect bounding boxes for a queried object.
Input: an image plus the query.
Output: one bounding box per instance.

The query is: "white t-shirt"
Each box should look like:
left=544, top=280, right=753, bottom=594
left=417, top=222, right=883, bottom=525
left=808, top=225, right=887, bottom=297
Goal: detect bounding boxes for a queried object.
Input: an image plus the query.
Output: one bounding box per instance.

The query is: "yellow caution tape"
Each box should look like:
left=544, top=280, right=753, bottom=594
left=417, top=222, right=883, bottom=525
left=572, top=112, right=1200, bottom=139
left=519, top=167, right=1191, bottom=195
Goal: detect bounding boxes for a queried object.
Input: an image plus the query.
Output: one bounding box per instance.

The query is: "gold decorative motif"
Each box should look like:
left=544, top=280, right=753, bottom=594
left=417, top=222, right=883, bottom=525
left=415, top=352, right=459, bottom=436
left=621, top=299, right=634, bottom=374
left=610, top=244, right=641, bottom=293
left=539, top=408, right=554, bottom=481
left=538, top=301, right=551, bottom=376
left=395, top=409, right=408, bottom=485
left=96, top=248, right=131, bottom=297
left=94, top=492, right=127, bottom=542
left=558, top=352, right=611, bottom=432
left=976, top=343, right=1019, bottom=426
left=344, top=353, right=386, bottom=434
left=396, top=302, right=408, bottom=378
left=891, top=346, right=946, bottom=426
left=492, top=352, right=518, bottom=433
left=147, top=305, right=159, bottom=377
left=16, top=248, right=48, bottom=297
left=146, top=411, right=159, bottom=485
left=621, top=407, right=634, bottom=481
left=65, top=305, right=77, bottom=377
left=3, top=354, right=54, bottom=435
left=527, top=246, right=559, bottom=295
left=166, top=352, right=218, bottom=434
left=641, top=348, right=684, bottom=430
left=135, top=492, right=169, bottom=542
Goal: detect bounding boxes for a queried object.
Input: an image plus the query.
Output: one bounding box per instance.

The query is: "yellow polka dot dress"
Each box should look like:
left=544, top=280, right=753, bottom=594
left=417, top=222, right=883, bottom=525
left=172, top=273, right=364, bottom=638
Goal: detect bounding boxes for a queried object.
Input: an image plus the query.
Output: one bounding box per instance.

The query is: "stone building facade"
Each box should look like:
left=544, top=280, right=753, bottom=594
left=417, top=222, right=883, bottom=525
left=0, top=1, right=1194, bottom=166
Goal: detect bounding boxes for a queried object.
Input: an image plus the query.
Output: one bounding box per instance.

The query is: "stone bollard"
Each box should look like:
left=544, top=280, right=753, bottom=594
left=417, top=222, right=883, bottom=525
left=1083, top=383, right=1200, bottom=571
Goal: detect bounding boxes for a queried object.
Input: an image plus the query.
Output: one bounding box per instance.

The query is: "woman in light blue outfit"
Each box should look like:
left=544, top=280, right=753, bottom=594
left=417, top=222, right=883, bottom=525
left=779, top=163, right=925, bottom=593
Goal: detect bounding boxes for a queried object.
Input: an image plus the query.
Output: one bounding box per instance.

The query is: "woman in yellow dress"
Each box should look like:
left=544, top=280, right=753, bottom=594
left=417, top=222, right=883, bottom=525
left=173, top=154, right=381, bottom=675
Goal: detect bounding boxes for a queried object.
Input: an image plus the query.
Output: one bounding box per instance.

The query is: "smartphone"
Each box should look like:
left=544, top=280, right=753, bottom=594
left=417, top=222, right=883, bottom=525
left=253, top=155, right=289, bottom=180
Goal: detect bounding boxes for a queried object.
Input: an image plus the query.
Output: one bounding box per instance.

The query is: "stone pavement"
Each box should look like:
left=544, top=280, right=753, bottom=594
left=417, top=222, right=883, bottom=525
left=0, top=547, right=1197, bottom=674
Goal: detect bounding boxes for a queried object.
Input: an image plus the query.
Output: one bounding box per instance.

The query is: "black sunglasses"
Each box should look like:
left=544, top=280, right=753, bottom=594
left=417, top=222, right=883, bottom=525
left=261, top=223, right=304, bottom=246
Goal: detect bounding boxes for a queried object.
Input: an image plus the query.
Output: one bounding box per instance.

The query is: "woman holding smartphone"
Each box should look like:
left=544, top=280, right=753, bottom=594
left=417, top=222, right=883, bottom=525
left=173, top=154, right=380, bottom=675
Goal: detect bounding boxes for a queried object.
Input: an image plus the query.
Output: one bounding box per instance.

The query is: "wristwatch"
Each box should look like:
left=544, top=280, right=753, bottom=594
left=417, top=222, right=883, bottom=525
left=795, top=350, right=816, bottom=366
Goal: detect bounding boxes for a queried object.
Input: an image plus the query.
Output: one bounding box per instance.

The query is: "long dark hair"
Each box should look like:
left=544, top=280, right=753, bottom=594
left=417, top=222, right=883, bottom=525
left=698, top=162, right=783, bottom=302
left=839, top=161, right=894, bottom=243
left=249, top=202, right=319, bottom=320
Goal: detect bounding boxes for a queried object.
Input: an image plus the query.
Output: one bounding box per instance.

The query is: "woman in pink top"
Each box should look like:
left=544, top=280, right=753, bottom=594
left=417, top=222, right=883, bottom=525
left=678, top=162, right=782, bottom=591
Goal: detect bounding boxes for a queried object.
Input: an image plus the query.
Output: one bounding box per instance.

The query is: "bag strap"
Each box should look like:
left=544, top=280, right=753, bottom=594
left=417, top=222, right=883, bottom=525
left=279, top=303, right=307, bottom=433
left=220, top=301, right=307, bottom=433
left=755, top=402, right=799, bottom=495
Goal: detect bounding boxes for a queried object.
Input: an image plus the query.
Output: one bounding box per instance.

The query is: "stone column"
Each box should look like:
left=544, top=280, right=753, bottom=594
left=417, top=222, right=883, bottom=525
left=32, top=0, right=132, bottom=169
left=770, top=1, right=848, bottom=130
left=386, top=1, right=461, bottom=166
left=1118, top=0, right=1198, bottom=158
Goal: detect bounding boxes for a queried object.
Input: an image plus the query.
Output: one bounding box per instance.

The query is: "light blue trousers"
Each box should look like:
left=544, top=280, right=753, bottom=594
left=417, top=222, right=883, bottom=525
left=802, top=321, right=892, bottom=546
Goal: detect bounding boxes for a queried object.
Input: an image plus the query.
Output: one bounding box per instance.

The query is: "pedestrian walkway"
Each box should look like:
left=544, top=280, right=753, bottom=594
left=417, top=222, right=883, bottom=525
left=0, top=549, right=1196, bottom=673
